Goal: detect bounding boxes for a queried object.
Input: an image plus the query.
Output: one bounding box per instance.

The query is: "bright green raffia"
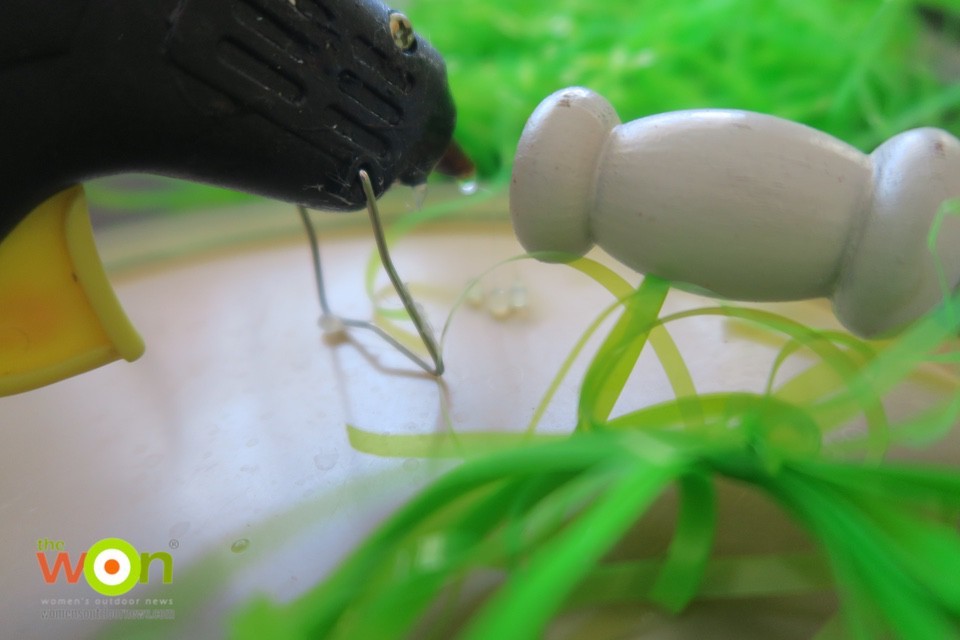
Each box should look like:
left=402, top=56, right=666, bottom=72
left=406, top=0, right=960, bottom=178
left=230, top=428, right=960, bottom=640
left=577, top=276, right=671, bottom=431
left=929, top=197, right=960, bottom=328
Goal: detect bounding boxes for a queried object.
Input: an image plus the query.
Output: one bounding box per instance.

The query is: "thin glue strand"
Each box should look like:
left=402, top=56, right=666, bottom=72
left=364, top=186, right=503, bottom=302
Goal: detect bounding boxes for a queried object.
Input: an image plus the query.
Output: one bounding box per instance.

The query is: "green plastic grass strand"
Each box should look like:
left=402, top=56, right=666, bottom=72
left=511, top=469, right=625, bottom=547
left=831, top=501, right=960, bottom=638
left=829, top=1, right=907, bottom=126
left=774, top=356, right=873, bottom=406
left=864, top=500, right=960, bottom=611
left=571, top=551, right=834, bottom=605
left=778, top=352, right=959, bottom=408
left=525, top=296, right=624, bottom=433
left=338, top=570, right=458, bottom=639
left=648, top=471, right=716, bottom=612
left=346, top=423, right=566, bottom=458
left=929, top=197, right=960, bottom=328
left=459, top=454, right=685, bottom=640
left=888, top=392, right=960, bottom=447
left=405, top=0, right=957, bottom=179
left=228, top=428, right=960, bottom=640
left=607, top=393, right=822, bottom=463
left=655, top=307, right=869, bottom=400
left=769, top=468, right=960, bottom=639
left=647, top=328, right=700, bottom=414
left=605, top=394, right=728, bottom=435
left=526, top=258, right=696, bottom=433
left=815, top=390, right=956, bottom=454
left=761, top=332, right=881, bottom=445
left=526, top=258, right=639, bottom=433
left=765, top=331, right=876, bottom=398
left=577, top=276, right=671, bottom=430
left=334, top=488, right=506, bottom=638
left=798, top=460, right=960, bottom=509
left=272, top=437, right=626, bottom=634
left=333, top=475, right=569, bottom=638
left=849, top=294, right=960, bottom=395
left=654, top=305, right=890, bottom=457
left=886, top=83, right=960, bottom=138
left=765, top=483, right=898, bottom=640
left=564, top=256, right=636, bottom=299
left=812, top=614, right=848, bottom=640
left=497, top=471, right=594, bottom=565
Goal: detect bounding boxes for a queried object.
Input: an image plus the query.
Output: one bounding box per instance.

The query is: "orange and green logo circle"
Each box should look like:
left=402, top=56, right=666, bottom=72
left=83, top=538, right=142, bottom=596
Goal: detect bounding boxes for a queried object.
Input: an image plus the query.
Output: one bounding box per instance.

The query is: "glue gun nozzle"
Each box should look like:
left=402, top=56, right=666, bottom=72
left=434, top=140, right=476, bottom=180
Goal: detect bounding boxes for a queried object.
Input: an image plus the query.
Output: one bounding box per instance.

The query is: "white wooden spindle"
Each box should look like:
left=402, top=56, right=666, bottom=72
left=510, top=87, right=960, bottom=337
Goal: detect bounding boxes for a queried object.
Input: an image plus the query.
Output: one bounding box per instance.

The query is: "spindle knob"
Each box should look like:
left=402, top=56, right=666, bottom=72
left=510, top=87, right=960, bottom=337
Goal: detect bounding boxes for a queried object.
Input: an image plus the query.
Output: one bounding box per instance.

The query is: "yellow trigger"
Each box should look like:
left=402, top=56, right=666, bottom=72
left=0, top=185, right=144, bottom=396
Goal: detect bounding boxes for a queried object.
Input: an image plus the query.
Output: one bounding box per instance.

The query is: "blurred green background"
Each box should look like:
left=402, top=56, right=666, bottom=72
left=88, top=0, right=960, bottom=216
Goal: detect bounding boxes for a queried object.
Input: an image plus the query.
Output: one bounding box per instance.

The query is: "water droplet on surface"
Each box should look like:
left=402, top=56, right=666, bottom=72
left=458, top=178, right=479, bottom=196
left=402, top=458, right=421, bottom=472
left=231, top=539, right=250, bottom=554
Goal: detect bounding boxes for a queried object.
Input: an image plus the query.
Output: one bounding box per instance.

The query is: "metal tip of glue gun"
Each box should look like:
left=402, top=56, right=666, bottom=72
left=433, top=140, right=476, bottom=180
left=297, top=170, right=444, bottom=376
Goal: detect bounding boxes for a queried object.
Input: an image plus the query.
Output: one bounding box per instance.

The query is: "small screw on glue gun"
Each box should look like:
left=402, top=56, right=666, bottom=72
left=510, top=87, right=960, bottom=338
left=0, top=0, right=459, bottom=395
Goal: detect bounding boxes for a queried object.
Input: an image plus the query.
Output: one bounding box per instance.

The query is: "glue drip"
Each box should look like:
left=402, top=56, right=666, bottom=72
left=412, top=183, right=429, bottom=210
left=457, top=178, right=479, bottom=195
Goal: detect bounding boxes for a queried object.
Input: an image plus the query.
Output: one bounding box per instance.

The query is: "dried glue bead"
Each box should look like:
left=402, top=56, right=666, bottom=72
left=510, top=87, right=960, bottom=338
left=319, top=314, right=346, bottom=337
left=458, top=178, right=479, bottom=195
left=465, top=281, right=485, bottom=308
left=411, top=183, right=429, bottom=211
left=509, top=279, right=529, bottom=314
left=487, top=287, right=512, bottom=320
